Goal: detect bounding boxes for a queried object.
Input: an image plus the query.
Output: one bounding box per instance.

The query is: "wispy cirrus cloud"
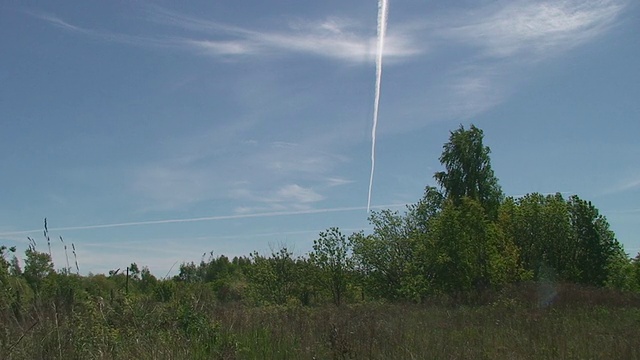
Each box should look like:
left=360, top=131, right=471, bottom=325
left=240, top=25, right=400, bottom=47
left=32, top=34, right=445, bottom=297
left=29, top=12, right=171, bottom=48
left=131, top=163, right=217, bottom=211
left=229, top=176, right=355, bottom=215
left=441, top=66, right=507, bottom=121
left=230, top=183, right=323, bottom=204
left=231, top=184, right=325, bottom=214
left=441, top=0, right=626, bottom=59
left=149, top=7, right=423, bottom=62
left=387, top=0, right=628, bottom=131
left=605, top=176, right=640, bottom=195
left=273, top=184, right=324, bottom=204
left=325, top=177, right=355, bottom=187
left=129, top=138, right=350, bottom=212
left=30, top=7, right=424, bottom=63
left=32, top=1, right=625, bottom=132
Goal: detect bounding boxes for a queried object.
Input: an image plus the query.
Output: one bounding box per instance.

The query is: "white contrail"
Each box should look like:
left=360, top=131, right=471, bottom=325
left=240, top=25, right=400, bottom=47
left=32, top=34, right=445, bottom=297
left=0, top=203, right=408, bottom=236
left=367, top=0, right=389, bottom=213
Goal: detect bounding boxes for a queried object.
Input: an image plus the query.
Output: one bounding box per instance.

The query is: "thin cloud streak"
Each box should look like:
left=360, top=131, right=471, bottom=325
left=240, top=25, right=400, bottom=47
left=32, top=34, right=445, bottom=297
left=29, top=12, right=173, bottom=48
left=605, top=177, right=640, bottom=195
left=606, top=209, right=640, bottom=214
left=31, top=8, right=423, bottom=63
left=0, top=203, right=409, bottom=236
left=326, top=178, right=355, bottom=187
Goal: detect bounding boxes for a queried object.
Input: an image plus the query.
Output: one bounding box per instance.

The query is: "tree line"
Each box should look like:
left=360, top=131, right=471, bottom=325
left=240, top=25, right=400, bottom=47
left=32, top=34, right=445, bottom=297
left=2, top=125, right=640, bottom=310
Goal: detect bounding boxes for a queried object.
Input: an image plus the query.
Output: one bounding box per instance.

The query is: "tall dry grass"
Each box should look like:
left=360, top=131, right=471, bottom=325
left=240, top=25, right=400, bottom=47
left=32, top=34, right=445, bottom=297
left=1, top=282, right=639, bottom=359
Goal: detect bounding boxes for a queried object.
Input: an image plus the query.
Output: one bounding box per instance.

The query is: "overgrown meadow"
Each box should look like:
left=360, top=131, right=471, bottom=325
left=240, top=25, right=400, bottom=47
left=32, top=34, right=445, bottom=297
left=2, top=125, right=640, bottom=359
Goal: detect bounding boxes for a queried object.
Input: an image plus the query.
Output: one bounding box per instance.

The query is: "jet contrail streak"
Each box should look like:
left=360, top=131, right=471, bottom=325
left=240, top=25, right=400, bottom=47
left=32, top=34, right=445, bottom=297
left=0, top=203, right=408, bottom=237
left=367, top=0, right=389, bottom=213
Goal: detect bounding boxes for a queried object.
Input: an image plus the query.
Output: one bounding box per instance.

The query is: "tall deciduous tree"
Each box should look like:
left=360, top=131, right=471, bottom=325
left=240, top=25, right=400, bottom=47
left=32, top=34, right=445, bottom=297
left=434, top=124, right=503, bottom=219
left=568, top=195, right=624, bottom=286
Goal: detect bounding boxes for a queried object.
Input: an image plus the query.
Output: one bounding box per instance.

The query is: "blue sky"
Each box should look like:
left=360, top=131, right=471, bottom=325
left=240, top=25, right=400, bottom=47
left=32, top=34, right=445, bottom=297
left=1, top=0, right=638, bottom=276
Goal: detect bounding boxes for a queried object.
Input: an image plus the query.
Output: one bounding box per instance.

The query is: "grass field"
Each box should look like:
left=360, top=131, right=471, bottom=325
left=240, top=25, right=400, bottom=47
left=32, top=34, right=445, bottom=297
left=2, top=283, right=640, bottom=359
left=225, top=304, right=640, bottom=359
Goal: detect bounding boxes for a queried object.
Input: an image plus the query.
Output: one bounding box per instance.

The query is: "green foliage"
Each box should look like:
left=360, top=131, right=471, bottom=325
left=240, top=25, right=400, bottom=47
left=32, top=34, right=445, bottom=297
left=499, top=193, right=574, bottom=280
left=498, top=192, right=625, bottom=287
left=0, top=246, right=17, bottom=308
left=405, top=186, right=444, bottom=233
left=0, top=246, right=15, bottom=279
left=245, top=246, right=311, bottom=305
left=434, top=124, right=503, bottom=219
left=428, top=198, right=522, bottom=294
left=309, top=227, right=353, bottom=306
left=139, top=265, right=158, bottom=293
left=605, top=253, right=636, bottom=291
left=568, top=195, right=623, bottom=286
left=351, top=209, right=417, bottom=300
left=23, top=247, right=55, bottom=294
left=632, top=254, right=640, bottom=291
left=174, top=253, right=248, bottom=303
left=129, top=262, right=140, bottom=280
